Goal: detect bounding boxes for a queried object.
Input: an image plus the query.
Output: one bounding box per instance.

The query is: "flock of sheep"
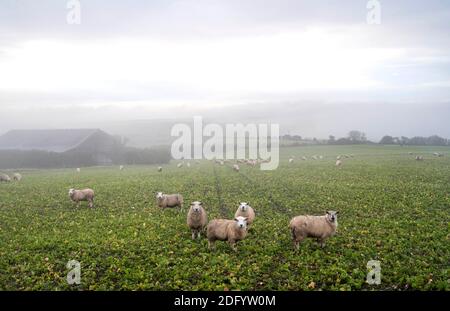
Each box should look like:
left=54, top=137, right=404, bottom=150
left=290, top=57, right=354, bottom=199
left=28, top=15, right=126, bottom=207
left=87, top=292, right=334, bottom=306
left=0, top=172, right=21, bottom=182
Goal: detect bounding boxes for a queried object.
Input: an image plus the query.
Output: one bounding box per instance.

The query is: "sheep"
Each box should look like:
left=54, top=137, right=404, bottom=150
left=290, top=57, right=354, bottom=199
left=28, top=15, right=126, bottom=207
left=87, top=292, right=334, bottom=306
left=156, top=192, right=184, bottom=210
left=68, top=188, right=95, bottom=208
left=177, top=162, right=183, bottom=168
left=233, top=164, right=240, bottom=172
left=76, top=168, right=81, bottom=173
left=289, top=158, right=294, bottom=163
left=301, top=156, right=307, bottom=161
left=319, top=155, right=323, bottom=160
left=119, top=165, right=124, bottom=170
left=157, top=166, right=163, bottom=172
left=219, top=160, right=224, bottom=165
left=415, top=156, right=424, bottom=161
left=0, top=173, right=11, bottom=182
left=336, top=155, right=341, bottom=160
left=187, top=162, right=191, bottom=168
left=234, top=202, right=255, bottom=226
left=13, top=173, right=22, bottom=181
left=187, top=201, right=208, bottom=240
left=206, top=216, right=248, bottom=251
left=433, top=152, right=443, bottom=157
left=336, top=160, right=342, bottom=166
left=312, top=155, right=317, bottom=160
left=289, top=211, right=339, bottom=250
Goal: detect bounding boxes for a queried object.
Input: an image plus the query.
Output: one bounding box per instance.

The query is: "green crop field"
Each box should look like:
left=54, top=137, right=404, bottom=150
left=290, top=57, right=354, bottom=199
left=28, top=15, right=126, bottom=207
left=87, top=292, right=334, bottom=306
left=0, top=145, right=449, bottom=290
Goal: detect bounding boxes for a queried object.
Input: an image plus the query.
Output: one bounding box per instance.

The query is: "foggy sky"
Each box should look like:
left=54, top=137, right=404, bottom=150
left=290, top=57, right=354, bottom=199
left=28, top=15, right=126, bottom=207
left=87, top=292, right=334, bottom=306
left=0, top=0, right=449, bottom=140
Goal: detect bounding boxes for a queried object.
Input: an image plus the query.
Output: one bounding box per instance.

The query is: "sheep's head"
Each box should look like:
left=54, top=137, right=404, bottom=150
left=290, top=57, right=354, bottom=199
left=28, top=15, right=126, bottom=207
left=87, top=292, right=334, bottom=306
left=156, top=192, right=164, bottom=199
left=191, top=201, right=202, bottom=212
left=68, top=188, right=75, bottom=197
left=234, top=216, right=248, bottom=230
left=239, top=202, right=248, bottom=211
left=326, top=211, right=338, bottom=223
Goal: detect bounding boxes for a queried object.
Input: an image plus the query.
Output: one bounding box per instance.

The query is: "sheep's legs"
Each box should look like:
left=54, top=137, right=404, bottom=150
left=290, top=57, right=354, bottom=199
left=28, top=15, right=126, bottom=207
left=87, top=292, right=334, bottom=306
left=197, top=231, right=201, bottom=239
left=208, top=240, right=215, bottom=250
left=317, top=238, right=326, bottom=248
left=229, top=240, right=237, bottom=252
left=191, top=231, right=196, bottom=240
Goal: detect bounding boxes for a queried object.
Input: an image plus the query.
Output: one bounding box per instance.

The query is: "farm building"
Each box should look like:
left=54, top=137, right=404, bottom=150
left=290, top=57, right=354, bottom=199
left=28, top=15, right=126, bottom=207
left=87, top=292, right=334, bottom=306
left=0, top=129, right=119, bottom=165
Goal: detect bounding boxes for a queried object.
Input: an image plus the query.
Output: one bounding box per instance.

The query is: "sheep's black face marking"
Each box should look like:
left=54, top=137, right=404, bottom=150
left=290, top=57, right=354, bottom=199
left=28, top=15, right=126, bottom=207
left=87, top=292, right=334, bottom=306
left=326, top=211, right=338, bottom=223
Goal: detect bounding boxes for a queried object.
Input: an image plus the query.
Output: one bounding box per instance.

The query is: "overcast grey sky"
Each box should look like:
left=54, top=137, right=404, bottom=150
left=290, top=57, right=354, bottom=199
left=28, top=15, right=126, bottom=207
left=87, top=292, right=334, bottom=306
left=0, top=0, right=449, bottom=140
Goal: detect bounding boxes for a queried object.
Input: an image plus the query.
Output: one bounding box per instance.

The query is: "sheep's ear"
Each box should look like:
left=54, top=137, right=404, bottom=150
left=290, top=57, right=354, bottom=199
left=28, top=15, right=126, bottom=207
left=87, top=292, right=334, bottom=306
left=326, top=211, right=330, bottom=215
left=234, top=218, right=238, bottom=221
left=199, top=201, right=202, bottom=205
left=336, top=211, right=339, bottom=214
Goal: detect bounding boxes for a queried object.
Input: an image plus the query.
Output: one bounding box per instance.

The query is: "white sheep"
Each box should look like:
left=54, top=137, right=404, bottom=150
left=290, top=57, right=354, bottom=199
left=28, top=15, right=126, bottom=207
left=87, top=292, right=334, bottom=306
left=289, top=211, right=338, bottom=250
left=156, top=192, right=184, bottom=210
left=119, top=165, right=124, bottom=170
left=415, top=156, right=424, bottom=161
left=177, top=162, right=183, bottom=168
left=187, top=201, right=208, bottom=239
left=301, top=156, right=307, bottom=161
left=233, top=164, right=240, bottom=172
left=336, top=160, right=342, bottom=166
left=76, top=168, right=81, bottom=173
left=336, top=155, right=341, bottom=160
left=289, top=158, right=294, bottom=163
left=68, top=188, right=95, bottom=208
left=319, top=155, right=323, bottom=160
left=13, top=173, right=22, bottom=181
left=0, top=173, right=11, bottom=182
left=206, top=216, right=248, bottom=251
left=157, top=166, right=163, bottom=172
left=234, top=202, right=255, bottom=226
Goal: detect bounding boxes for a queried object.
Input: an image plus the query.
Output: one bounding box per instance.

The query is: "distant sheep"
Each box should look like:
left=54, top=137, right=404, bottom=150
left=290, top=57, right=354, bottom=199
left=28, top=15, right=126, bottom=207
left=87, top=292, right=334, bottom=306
left=301, top=156, right=307, bottom=161
left=156, top=192, right=184, bottom=210
left=0, top=173, right=11, bottom=182
left=319, top=155, right=323, bottom=160
left=69, top=188, right=95, bottom=208
left=233, top=164, right=240, bottom=172
left=13, top=173, right=22, bottom=181
left=187, top=201, right=208, bottom=240
left=336, top=155, right=341, bottom=160
left=415, top=156, right=424, bottom=161
left=177, top=162, right=183, bottom=168
left=289, top=211, right=338, bottom=250
left=234, top=202, right=255, bottom=226
left=206, top=216, right=248, bottom=251
left=336, top=160, right=342, bottom=166
left=158, top=166, right=163, bottom=172
left=76, top=168, right=81, bottom=173
left=289, top=158, right=294, bottom=163
left=119, top=165, right=124, bottom=170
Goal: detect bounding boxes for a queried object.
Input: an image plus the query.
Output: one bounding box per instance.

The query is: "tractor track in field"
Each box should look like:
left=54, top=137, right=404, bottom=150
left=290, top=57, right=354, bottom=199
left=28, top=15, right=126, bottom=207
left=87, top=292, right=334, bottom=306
left=212, top=164, right=230, bottom=217
left=224, top=163, right=292, bottom=217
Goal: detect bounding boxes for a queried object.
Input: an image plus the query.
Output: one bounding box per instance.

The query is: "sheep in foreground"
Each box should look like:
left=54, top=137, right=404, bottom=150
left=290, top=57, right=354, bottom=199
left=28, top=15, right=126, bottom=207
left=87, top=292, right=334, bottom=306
left=233, top=164, right=240, bottom=172
left=156, top=192, right=184, bottom=210
left=0, top=174, right=11, bottom=182
left=336, top=160, right=342, bottom=166
left=187, top=201, right=208, bottom=240
left=234, top=202, right=255, bottom=226
left=68, top=188, right=95, bottom=208
left=289, top=211, right=339, bottom=250
left=206, top=216, right=248, bottom=251
left=157, top=166, right=163, bottom=172
left=13, top=173, right=22, bottom=181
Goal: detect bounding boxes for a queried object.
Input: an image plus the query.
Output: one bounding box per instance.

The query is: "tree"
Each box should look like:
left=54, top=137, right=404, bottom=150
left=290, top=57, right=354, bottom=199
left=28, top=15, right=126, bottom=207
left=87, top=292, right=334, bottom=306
left=348, top=130, right=367, bottom=143
left=328, top=135, right=336, bottom=144
left=379, top=135, right=395, bottom=144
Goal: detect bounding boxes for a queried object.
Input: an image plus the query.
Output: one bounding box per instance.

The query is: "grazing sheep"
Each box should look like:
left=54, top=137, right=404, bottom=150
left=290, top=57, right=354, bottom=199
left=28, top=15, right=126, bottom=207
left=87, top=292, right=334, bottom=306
left=76, top=168, right=81, bottom=173
left=415, top=156, right=424, bottom=161
left=177, top=162, right=183, bottom=168
left=119, top=165, right=124, bottom=170
left=0, top=173, right=11, bottom=182
left=312, top=155, right=317, bottom=160
left=156, top=192, right=184, bottom=210
left=433, top=152, right=443, bottom=157
left=157, top=166, right=163, bottom=172
left=13, top=173, right=22, bottom=181
left=289, top=211, right=338, bottom=250
left=233, top=164, right=240, bottom=172
left=301, top=156, right=307, bottom=161
left=206, top=216, right=248, bottom=251
left=68, top=188, right=95, bottom=208
left=187, top=201, right=208, bottom=240
left=336, top=160, right=342, bottom=166
left=234, top=202, right=255, bottom=226
left=289, top=158, right=294, bottom=163
left=336, top=155, right=341, bottom=160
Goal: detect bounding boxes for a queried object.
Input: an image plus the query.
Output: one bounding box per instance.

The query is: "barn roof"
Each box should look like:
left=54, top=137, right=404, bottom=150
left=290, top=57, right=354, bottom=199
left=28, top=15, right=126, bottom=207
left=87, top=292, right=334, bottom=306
left=0, top=129, right=105, bottom=152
